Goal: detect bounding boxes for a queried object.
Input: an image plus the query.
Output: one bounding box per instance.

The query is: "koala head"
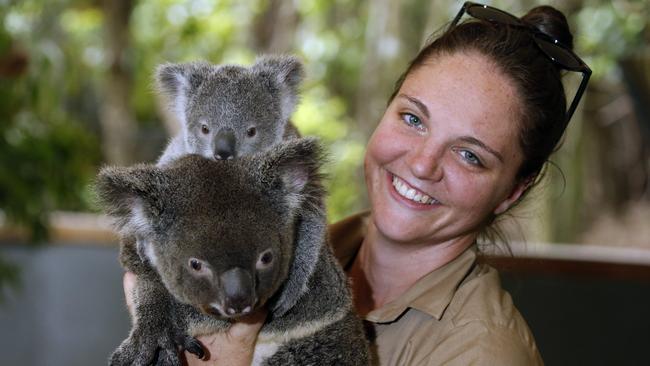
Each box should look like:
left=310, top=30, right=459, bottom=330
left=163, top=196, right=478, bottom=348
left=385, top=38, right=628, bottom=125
left=156, top=55, right=304, bottom=160
left=97, top=138, right=324, bottom=318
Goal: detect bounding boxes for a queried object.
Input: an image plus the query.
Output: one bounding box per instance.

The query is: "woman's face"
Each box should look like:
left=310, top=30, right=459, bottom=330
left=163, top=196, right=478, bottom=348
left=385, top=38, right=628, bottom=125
left=365, top=51, right=529, bottom=246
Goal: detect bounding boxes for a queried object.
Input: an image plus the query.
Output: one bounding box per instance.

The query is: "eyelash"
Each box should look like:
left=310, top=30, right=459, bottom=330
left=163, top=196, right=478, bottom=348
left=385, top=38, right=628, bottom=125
left=457, top=149, right=484, bottom=167
left=398, top=111, right=485, bottom=168
left=400, top=112, right=424, bottom=130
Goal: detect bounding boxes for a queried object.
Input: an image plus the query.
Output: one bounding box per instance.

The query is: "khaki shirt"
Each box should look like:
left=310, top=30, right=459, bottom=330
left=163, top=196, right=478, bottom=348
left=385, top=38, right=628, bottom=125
left=329, top=212, right=543, bottom=366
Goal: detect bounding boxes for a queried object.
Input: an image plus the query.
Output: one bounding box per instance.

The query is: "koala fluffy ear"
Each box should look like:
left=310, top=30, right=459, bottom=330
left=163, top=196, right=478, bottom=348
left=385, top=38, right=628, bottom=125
left=253, top=55, right=304, bottom=122
left=260, top=137, right=325, bottom=211
left=95, top=164, right=170, bottom=238
left=155, top=62, right=212, bottom=127
left=258, top=138, right=329, bottom=316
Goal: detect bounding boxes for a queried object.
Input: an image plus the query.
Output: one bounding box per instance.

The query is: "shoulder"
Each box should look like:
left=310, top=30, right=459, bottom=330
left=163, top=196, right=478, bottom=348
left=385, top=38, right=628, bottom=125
left=436, top=263, right=543, bottom=365
left=371, top=260, right=543, bottom=365
left=421, top=318, right=544, bottom=365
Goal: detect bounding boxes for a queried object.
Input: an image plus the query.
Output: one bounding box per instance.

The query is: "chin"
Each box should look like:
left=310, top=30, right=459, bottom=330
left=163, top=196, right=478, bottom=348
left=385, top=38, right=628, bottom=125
left=370, top=202, right=421, bottom=244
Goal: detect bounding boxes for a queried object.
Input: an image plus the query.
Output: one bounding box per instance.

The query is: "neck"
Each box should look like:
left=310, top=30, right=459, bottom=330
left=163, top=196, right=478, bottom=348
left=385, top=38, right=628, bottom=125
left=349, top=220, right=475, bottom=315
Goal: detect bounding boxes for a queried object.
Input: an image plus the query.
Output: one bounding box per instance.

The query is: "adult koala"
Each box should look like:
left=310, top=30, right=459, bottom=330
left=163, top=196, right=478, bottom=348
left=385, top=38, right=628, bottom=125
left=97, top=138, right=370, bottom=365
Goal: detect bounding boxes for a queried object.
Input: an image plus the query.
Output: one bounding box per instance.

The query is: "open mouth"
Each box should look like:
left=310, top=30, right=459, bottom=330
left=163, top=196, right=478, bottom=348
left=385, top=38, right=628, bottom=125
left=391, top=174, right=439, bottom=205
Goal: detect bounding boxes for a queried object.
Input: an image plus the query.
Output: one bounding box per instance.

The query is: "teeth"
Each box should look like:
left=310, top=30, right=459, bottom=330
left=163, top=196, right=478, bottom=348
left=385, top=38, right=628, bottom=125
left=406, top=188, right=416, bottom=199
left=392, top=175, right=437, bottom=205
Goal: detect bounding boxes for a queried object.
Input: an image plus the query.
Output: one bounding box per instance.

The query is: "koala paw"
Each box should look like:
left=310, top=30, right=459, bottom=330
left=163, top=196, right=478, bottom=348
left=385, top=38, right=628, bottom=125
left=109, top=331, right=203, bottom=366
left=175, top=334, right=207, bottom=360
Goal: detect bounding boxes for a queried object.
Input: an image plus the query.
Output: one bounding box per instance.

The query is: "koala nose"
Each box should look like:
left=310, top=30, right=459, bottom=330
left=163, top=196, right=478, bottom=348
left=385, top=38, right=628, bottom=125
left=220, top=267, right=255, bottom=316
left=214, top=129, right=236, bottom=160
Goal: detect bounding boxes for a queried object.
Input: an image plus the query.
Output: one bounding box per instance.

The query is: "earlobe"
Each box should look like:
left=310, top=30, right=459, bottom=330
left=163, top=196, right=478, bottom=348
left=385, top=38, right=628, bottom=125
left=493, top=178, right=532, bottom=215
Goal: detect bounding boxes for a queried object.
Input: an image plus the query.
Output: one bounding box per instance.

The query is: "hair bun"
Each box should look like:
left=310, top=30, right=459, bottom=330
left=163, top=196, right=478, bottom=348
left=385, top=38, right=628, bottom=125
left=521, top=6, right=574, bottom=50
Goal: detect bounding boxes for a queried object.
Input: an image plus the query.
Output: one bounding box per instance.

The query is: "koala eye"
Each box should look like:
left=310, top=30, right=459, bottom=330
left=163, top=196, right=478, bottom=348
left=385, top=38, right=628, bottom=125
left=256, top=250, right=273, bottom=270
left=246, top=127, right=257, bottom=138
left=201, top=124, right=210, bottom=135
left=189, top=258, right=203, bottom=272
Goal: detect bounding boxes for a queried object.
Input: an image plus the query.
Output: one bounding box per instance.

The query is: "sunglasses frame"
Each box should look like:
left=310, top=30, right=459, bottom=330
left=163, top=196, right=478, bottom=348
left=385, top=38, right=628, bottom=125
left=450, top=1, right=592, bottom=123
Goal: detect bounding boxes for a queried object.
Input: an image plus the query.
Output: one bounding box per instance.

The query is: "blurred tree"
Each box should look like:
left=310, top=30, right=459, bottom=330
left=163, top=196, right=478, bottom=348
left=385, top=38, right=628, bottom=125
left=0, top=2, right=100, bottom=242
left=100, top=0, right=137, bottom=165
left=0, top=0, right=647, bottom=247
left=251, top=0, right=298, bottom=53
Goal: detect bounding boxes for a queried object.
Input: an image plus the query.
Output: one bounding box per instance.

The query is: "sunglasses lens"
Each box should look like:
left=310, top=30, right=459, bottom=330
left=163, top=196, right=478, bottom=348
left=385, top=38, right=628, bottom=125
left=467, top=5, right=520, bottom=26
left=535, top=38, right=583, bottom=70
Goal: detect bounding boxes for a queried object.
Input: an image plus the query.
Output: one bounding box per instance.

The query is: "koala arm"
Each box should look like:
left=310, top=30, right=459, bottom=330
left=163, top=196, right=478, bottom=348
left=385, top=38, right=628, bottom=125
left=122, top=273, right=268, bottom=366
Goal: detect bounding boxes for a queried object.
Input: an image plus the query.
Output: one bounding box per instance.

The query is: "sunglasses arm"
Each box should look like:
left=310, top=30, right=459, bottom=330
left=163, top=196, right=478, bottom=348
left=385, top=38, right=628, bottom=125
left=565, top=69, right=591, bottom=123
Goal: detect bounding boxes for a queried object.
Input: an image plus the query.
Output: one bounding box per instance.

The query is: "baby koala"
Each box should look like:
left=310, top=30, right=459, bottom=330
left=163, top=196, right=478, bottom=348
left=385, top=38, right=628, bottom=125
left=156, top=55, right=302, bottom=165
left=97, top=138, right=370, bottom=365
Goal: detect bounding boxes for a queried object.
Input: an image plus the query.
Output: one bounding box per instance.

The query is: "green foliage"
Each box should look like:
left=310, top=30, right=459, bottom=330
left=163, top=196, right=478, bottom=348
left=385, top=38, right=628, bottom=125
left=293, top=86, right=366, bottom=221
left=0, top=3, right=101, bottom=241
left=575, top=0, right=649, bottom=79
left=1, top=0, right=647, bottom=244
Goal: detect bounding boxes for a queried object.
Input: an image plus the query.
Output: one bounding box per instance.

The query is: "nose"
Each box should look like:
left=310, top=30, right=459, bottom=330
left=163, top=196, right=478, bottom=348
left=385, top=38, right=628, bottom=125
left=407, top=140, right=444, bottom=182
left=220, top=267, right=255, bottom=316
left=214, top=129, right=236, bottom=160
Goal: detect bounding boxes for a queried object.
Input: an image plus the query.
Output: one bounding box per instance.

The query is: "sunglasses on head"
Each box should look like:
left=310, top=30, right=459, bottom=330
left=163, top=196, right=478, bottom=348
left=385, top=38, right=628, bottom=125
left=450, top=2, right=592, bottom=124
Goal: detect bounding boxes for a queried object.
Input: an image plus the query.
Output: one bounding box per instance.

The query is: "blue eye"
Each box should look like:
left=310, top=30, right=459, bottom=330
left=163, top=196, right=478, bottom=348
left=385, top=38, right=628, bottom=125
left=401, top=113, right=422, bottom=128
left=459, top=150, right=482, bottom=166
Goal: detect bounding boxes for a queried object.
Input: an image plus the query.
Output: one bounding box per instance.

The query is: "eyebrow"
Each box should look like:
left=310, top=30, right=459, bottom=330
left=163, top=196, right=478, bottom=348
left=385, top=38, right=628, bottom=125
left=397, top=93, right=504, bottom=163
left=459, top=136, right=504, bottom=163
left=397, top=94, right=430, bottom=119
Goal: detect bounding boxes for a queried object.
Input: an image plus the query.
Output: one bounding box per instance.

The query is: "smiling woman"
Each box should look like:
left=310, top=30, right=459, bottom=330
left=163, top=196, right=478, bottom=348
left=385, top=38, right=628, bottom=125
left=328, top=2, right=591, bottom=365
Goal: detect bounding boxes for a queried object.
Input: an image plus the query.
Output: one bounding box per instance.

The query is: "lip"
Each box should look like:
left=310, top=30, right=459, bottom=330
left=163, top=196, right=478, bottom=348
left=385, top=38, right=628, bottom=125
left=386, top=171, right=441, bottom=210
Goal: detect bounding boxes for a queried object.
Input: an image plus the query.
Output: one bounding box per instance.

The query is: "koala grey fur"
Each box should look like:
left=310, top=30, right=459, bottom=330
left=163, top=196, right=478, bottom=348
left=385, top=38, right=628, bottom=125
left=97, top=138, right=370, bottom=365
left=155, top=55, right=302, bottom=165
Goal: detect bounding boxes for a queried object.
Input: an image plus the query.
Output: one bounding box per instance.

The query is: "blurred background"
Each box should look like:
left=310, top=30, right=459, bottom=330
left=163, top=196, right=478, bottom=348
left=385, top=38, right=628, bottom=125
left=0, top=0, right=649, bottom=365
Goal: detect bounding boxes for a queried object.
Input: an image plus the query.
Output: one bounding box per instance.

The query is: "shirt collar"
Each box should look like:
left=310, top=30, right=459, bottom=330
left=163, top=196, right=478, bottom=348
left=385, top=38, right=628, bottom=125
left=374, top=248, right=476, bottom=322
left=328, top=211, right=478, bottom=323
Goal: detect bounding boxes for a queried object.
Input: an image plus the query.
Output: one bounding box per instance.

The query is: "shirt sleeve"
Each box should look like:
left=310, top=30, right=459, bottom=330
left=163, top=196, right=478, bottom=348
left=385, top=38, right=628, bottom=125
left=423, top=321, right=544, bottom=366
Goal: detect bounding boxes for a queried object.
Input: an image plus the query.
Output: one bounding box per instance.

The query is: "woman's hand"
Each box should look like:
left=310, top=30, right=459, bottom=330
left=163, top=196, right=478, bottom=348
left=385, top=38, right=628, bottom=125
left=123, top=272, right=267, bottom=366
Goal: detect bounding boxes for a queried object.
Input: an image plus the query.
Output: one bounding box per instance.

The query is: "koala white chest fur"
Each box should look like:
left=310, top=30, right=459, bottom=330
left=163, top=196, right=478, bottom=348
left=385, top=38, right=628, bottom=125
left=252, top=342, right=281, bottom=366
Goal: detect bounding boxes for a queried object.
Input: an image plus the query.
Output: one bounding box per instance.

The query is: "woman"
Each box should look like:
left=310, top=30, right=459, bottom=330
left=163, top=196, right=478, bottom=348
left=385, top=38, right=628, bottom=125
left=124, top=2, right=590, bottom=365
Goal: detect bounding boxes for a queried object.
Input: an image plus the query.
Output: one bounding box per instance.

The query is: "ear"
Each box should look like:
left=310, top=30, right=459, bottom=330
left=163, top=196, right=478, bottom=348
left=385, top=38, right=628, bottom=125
left=257, top=138, right=329, bottom=316
left=155, top=61, right=212, bottom=127
left=253, top=55, right=304, bottom=122
left=493, top=176, right=534, bottom=215
left=95, top=164, right=169, bottom=238
left=259, top=137, right=325, bottom=211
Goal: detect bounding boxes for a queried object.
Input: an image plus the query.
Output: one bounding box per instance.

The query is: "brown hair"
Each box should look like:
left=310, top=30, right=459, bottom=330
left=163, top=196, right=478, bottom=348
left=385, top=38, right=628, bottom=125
left=390, top=6, right=574, bottom=186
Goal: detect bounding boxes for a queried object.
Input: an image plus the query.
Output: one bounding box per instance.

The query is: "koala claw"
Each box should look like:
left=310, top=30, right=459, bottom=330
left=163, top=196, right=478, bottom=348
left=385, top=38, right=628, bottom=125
left=109, top=333, right=182, bottom=366
left=178, top=336, right=206, bottom=360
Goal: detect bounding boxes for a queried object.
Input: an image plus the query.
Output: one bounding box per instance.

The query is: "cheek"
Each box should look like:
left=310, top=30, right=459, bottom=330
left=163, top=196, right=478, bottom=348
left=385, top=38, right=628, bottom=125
left=444, top=167, right=502, bottom=213
left=365, top=120, right=404, bottom=177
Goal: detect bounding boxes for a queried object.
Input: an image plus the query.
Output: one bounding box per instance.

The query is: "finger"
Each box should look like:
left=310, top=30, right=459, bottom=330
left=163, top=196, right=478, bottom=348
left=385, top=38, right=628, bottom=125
left=123, top=271, right=137, bottom=319
left=227, top=308, right=268, bottom=342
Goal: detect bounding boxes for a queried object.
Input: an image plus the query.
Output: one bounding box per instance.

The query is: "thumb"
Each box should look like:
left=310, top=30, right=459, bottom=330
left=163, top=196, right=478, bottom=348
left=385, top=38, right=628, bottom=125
left=123, top=271, right=137, bottom=320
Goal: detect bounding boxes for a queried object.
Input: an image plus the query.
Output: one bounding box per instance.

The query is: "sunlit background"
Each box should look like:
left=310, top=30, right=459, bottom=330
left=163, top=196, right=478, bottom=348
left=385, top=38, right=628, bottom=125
left=1, top=0, right=649, bottom=244
left=0, top=0, right=649, bottom=364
